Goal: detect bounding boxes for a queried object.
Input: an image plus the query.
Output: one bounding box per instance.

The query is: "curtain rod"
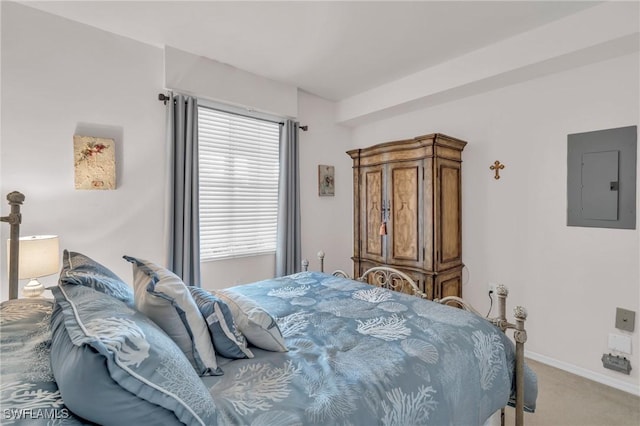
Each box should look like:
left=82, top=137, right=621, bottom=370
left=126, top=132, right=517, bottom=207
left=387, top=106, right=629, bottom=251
left=158, top=93, right=308, bottom=131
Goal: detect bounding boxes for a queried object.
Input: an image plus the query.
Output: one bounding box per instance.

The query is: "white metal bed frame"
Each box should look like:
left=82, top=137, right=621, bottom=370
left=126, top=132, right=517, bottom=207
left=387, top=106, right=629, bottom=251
left=303, top=251, right=528, bottom=426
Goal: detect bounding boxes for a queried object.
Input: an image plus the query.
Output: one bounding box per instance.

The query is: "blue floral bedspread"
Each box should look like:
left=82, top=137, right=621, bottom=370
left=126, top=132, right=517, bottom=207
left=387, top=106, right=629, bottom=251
left=0, top=298, right=84, bottom=425
left=202, top=272, right=537, bottom=425
left=0, top=272, right=537, bottom=426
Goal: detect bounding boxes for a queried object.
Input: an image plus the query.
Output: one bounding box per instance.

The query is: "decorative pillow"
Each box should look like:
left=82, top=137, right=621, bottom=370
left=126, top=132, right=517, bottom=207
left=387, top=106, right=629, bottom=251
left=59, top=250, right=134, bottom=305
left=188, top=287, right=254, bottom=359
left=50, top=284, right=218, bottom=426
left=123, top=256, right=221, bottom=376
left=214, top=289, right=287, bottom=352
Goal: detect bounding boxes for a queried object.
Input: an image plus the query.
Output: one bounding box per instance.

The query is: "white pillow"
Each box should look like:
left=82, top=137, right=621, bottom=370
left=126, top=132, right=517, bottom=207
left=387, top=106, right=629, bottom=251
left=214, top=289, right=287, bottom=352
left=123, top=256, right=221, bottom=376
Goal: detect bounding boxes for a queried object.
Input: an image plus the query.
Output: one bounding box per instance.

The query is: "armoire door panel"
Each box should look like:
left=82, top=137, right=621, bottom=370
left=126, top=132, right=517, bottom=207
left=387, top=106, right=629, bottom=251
left=364, top=168, right=383, bottom=259
left=435, top=267, right=463, bottom=305
left=440, top=275, right=461, bottom=298
left=438, top=162, right=462, bottom=269
left=390, top=164, right=421, bottom=262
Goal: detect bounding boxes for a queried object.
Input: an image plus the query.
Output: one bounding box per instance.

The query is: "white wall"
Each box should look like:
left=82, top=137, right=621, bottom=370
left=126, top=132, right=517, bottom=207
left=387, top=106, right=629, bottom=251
left=297, top=91, right=353, bottom=274
left=164, top=46, right=298, bottom=119
left=200, top=254, right=276, bottom=290
left=351, top=53, right=639, bottom=393
left=1, top=2, right=166, bottom=298
left=337, top=1, right=639, bottom=126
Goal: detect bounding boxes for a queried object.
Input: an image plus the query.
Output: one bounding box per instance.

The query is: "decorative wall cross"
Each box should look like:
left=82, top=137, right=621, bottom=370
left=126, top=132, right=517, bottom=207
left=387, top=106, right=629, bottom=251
left=490, top=160, right=505, bottom=179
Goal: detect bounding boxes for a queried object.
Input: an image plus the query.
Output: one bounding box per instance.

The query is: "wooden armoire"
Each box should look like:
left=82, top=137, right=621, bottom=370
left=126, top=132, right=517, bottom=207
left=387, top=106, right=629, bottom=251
left=347, top=133, right=466, bottom=300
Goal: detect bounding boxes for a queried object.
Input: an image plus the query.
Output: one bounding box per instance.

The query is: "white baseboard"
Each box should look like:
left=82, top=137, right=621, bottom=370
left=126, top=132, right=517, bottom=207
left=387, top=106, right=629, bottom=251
left=526, top=350, right=640, bottom=397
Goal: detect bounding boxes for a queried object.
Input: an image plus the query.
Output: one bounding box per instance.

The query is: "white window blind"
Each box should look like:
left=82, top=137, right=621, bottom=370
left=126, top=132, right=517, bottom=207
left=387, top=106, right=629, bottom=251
left=198, top=106, right=280, bottom=261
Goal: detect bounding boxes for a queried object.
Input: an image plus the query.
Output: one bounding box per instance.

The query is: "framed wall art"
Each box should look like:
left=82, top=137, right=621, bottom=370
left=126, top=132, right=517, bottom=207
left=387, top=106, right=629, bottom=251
left=74, top=135, right=116, bottom=190
left=318, top=164, right=335, bottom=196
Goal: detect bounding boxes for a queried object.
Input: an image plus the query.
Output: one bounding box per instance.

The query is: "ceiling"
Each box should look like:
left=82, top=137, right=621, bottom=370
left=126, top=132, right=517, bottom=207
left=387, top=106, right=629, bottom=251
left=21, top=1, right=600, bottom=101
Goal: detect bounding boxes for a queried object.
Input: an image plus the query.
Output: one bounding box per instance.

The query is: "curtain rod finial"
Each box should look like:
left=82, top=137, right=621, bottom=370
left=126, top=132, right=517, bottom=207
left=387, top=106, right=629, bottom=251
left=158, top=93, right=170, bottom=105
left=299, top=125, right=308, bottom=132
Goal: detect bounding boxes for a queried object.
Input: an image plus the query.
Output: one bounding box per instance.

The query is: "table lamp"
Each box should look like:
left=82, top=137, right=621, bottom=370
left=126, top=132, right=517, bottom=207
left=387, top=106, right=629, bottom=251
left=7, top=235, right=60, bottom=298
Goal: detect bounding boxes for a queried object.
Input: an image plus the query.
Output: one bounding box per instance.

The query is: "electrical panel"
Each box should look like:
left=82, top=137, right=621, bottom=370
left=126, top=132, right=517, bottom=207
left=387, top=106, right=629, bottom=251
left=567, top=126, right=636, bottom=229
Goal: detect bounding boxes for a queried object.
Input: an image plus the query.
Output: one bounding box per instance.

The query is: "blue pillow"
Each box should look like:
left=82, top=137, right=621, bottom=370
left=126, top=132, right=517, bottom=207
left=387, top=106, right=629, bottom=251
left=188, top=287, right=253, bottom=359
left=50, top=301, right=181, bottom=425
left=59, top=250, right=134, bottom=306
left=123, top=256, right=221, bottom=376
left=50, top=284, right=218, bottom=426
left=214, top=289, right=288, bottom=352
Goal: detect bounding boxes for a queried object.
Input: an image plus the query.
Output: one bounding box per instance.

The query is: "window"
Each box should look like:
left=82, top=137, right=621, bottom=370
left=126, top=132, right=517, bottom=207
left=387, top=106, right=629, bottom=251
left=198, top=105, right=280, bottom=261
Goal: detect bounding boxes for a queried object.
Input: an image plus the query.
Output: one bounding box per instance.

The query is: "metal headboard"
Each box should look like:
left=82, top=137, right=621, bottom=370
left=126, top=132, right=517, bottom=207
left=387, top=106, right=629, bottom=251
left=1, top=191, right=24, bottom=300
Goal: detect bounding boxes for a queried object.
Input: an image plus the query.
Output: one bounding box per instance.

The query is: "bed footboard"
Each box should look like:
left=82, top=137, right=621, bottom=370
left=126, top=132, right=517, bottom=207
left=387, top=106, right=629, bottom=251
left=438, top=285, right=528, bottom=426
left=357, top=266, right=428, bottom=299
left=301, top=253, right=528, bottom=426
left=301, top=254, right=426, bottom=297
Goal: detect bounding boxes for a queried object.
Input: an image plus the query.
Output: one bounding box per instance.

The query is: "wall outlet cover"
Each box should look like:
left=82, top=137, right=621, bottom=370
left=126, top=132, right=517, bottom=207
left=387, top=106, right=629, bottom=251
left=615, top=308, right=635, bottom=332
left=602, top=353, right=632, bottom=375
left=608, top=333, right=632, bottom=354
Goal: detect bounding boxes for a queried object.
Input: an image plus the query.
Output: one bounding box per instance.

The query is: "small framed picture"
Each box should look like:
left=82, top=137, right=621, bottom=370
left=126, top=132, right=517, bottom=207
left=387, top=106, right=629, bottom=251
left=73, top=135, right=116, bottom=190
left=318, top=165, right=335, bottom=196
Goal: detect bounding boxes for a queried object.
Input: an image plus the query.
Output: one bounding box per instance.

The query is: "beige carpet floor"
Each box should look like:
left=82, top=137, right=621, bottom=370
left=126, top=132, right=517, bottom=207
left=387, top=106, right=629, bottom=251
left=502, top=359, right=640, bottom=426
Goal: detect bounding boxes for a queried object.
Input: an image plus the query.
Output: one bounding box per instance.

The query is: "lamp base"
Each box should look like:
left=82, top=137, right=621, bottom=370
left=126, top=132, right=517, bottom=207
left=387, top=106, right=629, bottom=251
left=23, top=278, right=45, bottom=298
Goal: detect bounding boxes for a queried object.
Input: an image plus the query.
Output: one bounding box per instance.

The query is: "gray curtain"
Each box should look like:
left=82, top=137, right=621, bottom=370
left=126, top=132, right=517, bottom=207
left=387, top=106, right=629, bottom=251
left=167, top=93, right=201, bottom=286
left=275, top=120, right=301, bottom=276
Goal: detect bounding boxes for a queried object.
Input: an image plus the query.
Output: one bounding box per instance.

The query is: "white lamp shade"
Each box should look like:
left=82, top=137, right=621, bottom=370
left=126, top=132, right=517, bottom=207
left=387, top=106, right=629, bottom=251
left=7, top=235, right=60, bottom=279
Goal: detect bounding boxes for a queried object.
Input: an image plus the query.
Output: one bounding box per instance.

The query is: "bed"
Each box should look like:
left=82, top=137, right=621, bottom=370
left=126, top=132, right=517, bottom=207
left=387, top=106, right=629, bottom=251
left=1, top=192, right=537, bottom=425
